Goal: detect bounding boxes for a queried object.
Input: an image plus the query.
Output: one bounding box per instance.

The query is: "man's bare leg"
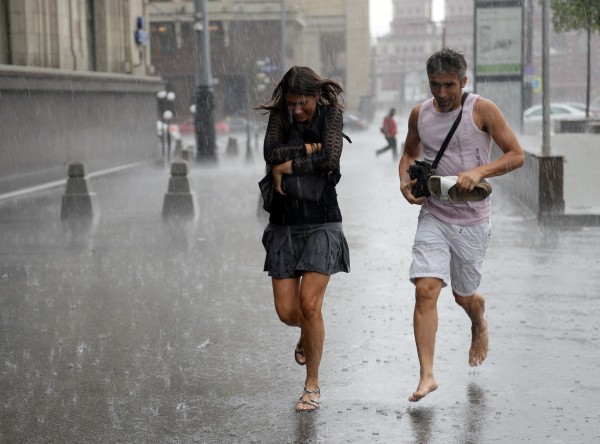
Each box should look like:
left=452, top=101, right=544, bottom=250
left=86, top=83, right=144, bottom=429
left=454, top=292, right=488, bottom=366
left=409, top=277, right=443, bottom=402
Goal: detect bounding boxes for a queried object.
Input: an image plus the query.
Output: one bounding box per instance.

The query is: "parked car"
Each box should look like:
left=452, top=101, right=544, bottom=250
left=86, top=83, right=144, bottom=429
left=563, top=102, right=600, bottom=117
left=179, top=117, right=230, bottom=136
left=222, top=116, right=249, bottom=132
left=178, top=118, right=194, bottom=136
left=522, top=103, right=587, bottom=133
left=343, top=113, right=369, bottom=131
left=216, top=116, right=269, bottom=134
left=156, top=120, right=181, bottom=141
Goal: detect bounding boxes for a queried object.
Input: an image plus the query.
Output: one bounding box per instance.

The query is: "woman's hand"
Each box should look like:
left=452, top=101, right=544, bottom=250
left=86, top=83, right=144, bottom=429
left=273, top=168, right=285, bottom=195
left=305, top=143, right=322, bottom=155
left=272, top=160, right=293, bottom=195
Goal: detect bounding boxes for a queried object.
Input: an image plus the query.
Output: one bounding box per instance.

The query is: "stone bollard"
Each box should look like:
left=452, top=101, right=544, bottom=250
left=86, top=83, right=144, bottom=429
left=61, top=163, right=94, bottom=219
left=182, top=143, right=196, bottom=161
left=226, top=137, right=239, bottom=156
left=162, top=161, right=196, bottom=218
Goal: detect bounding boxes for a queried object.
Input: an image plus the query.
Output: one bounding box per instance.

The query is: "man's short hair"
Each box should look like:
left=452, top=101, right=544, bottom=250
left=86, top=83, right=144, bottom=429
left=426, top=48, right=467, bottom=79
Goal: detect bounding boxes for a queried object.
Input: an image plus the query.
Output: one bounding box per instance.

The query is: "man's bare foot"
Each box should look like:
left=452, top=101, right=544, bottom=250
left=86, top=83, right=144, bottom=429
left=469, top=317, right=488, bottom=366
left=408, top=376, right=438, bottom=402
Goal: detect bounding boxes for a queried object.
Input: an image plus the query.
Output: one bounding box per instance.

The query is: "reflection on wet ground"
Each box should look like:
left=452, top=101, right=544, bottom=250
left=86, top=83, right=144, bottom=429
left=408, top=406, right=436, bottom=443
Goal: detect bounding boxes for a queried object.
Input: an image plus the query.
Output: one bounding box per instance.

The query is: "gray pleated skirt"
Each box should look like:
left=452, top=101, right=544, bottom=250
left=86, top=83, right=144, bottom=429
left=262, top=222, right=350, bottom=278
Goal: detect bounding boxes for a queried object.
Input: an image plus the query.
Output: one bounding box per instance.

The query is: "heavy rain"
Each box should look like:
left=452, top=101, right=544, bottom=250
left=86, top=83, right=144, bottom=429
left=1, top=0, right=600, bottom=443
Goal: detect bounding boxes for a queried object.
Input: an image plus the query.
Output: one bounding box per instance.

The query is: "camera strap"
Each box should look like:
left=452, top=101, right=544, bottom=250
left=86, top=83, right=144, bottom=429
left=430, top=91, right=469, bottom=173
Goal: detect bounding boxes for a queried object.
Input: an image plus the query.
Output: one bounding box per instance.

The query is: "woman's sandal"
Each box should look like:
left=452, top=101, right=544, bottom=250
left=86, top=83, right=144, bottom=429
left=295, top=387, right=320, bottom=413
left=294, top=341, right=306, bottom=366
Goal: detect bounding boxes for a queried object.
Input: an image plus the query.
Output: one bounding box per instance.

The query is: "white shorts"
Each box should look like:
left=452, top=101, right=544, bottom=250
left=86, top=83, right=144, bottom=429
left=409, top=211, right=492, bottom=296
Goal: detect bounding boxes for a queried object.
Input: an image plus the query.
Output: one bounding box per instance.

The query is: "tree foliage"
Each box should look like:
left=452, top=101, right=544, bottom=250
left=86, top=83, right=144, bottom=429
left=549, top=0, right=600, bottom=33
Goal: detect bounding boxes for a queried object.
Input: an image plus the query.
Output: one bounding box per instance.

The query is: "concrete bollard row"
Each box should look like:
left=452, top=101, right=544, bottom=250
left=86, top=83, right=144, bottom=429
left=162, top=160, right=196, bottom=218
left=59, top=162, right=197, bottom=221
left=60, top=163, right=94, bottom=219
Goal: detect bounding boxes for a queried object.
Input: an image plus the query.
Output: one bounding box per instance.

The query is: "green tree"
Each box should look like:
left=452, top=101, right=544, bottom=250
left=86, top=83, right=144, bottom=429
left=549, top=0, right=600, bottom=116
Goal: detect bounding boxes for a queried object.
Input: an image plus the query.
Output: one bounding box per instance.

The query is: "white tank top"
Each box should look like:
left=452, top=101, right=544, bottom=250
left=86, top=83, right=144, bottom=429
left=417, top=93, right=491, bottom=225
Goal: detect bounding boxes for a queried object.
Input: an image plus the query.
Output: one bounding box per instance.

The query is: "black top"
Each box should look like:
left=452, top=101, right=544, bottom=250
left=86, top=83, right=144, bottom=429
left=263, top=105, right=344, bottom=225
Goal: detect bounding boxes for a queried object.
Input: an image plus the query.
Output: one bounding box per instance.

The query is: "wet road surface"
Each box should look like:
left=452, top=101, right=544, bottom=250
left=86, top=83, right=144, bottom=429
left=1, top=126, right=599, bottom=443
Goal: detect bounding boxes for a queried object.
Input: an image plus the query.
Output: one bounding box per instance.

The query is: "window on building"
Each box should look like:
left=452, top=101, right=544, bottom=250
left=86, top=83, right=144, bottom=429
left=86, top=0, right=97, bottom=70
left=320, top=32, right=345, bottom=80
left=382, top=76, right=399, bottom=91
left=0, top=0, right=10, bottom=64
left=151, top=22, right=175, bottom=59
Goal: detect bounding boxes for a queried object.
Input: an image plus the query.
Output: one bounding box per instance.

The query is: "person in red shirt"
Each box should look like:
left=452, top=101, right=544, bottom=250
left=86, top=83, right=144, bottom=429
left=376, top=108, right=398, bottom=158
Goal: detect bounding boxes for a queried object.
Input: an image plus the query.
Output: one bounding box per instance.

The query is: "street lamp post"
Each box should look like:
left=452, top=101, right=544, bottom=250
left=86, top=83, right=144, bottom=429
left=194, top=0, right=216, bottom=161
left=246, top=59, right=269, bottom=161
left=156, top=90, right=176, bottom=158
left=541, top=0, right=551, bottom=156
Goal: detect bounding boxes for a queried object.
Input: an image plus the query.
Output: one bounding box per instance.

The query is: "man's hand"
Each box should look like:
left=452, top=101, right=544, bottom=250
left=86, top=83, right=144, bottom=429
left=456, top=169, right=484, bottom=192
left=400, top=178, right=427, bottom=205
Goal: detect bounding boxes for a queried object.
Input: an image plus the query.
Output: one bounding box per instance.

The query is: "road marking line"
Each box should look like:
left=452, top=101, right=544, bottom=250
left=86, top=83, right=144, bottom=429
left=0, top=162, right=144, bottom=202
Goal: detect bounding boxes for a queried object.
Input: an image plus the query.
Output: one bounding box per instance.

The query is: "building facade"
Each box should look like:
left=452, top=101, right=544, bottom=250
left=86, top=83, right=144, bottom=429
left=0, top=0, right=153, bottom=75
left=373, top=0, right=438, bottom=112
left=147, top=0, right=371, bottom=122
left=0, top=0, right=162, bottom=194
left=443, top=0, right=474, bottom=71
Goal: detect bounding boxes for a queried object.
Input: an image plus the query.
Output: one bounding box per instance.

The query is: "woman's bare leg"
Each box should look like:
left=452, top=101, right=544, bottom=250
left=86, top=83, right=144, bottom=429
left=272, top=277, right=301, bottom=327
left=296, top=271, right=330, bottom=411
left=272, top=277, right=306, bottom=365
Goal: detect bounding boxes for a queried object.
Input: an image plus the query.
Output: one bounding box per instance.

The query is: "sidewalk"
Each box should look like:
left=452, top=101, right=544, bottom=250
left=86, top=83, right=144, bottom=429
left=1, top=127, right=599, bottom=443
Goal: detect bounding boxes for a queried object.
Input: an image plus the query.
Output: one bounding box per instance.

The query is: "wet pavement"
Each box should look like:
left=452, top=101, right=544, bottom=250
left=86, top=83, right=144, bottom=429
left=1, top=125, right=600, bottom=443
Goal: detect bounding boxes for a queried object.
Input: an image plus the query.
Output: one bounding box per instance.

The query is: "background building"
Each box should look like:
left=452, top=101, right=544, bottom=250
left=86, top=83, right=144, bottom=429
left=372, top=0, right=600, bottom=114
left=443, top=0, right=474, bottom=70
left=147, top=0, right=371, bottom=123
left=0, top=0, right=371, bottom=194
left=0, top=0, right=161, bottom=194
left=300, top=0, right=372, bottom=118
left=373, top=0, right=438, bottom=113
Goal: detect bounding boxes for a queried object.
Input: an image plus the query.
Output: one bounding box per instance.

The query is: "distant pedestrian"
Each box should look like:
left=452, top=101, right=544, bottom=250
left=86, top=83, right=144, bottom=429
left=376, top=108, right=397, bottom=158
left=398, top=48, right=524, bottom=402
left=257, top=66, right=350, bottom=413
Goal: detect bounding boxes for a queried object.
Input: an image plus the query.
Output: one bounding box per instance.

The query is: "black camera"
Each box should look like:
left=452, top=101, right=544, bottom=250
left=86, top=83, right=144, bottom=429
left=408, top=160, right=433, bottom=198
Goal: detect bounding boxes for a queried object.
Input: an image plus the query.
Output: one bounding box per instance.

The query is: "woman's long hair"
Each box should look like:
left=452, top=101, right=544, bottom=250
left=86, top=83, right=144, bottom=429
left=256, top=66, right=344, bottom=130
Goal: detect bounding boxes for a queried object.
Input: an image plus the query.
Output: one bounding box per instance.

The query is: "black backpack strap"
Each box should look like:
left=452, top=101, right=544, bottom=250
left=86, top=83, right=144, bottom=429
left=430, top=92, right=469, bottom=172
